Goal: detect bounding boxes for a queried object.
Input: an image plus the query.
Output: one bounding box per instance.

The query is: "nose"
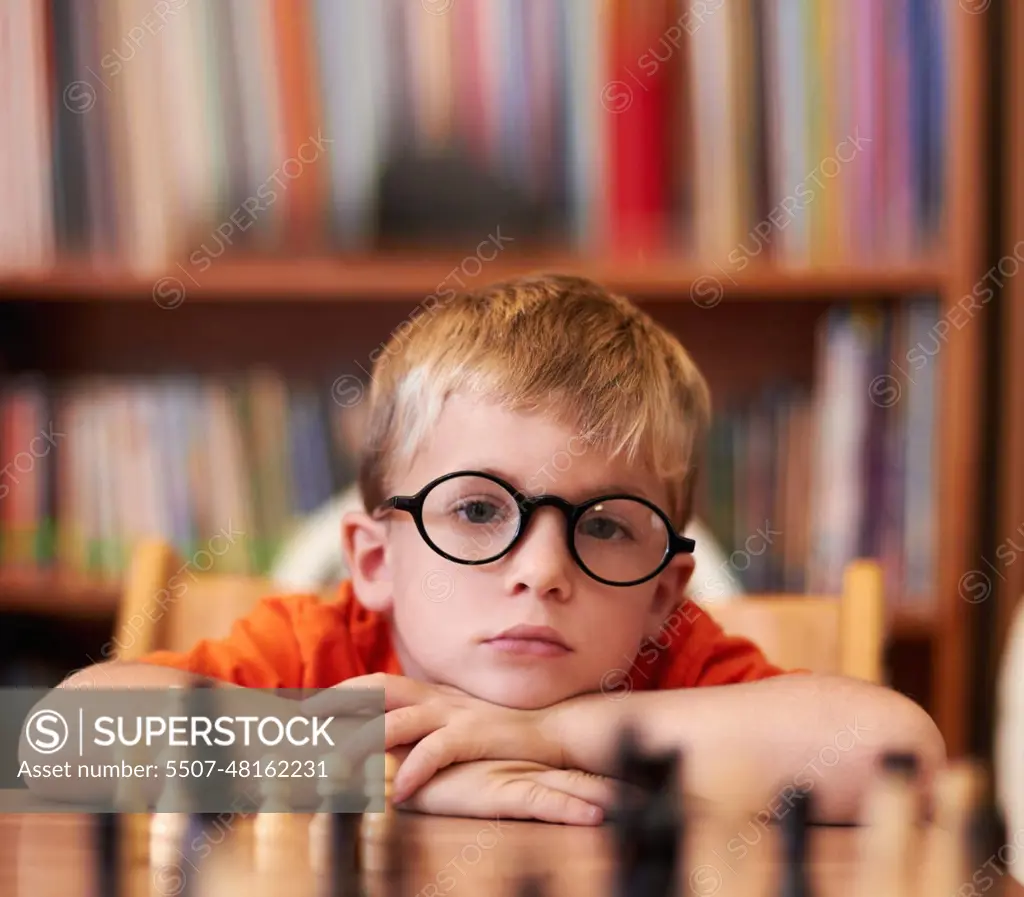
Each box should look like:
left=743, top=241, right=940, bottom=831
left=502, top=507, right=574, bottom=602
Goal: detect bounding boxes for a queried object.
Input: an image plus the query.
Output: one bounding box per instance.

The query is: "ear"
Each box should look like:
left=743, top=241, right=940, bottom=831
left=643, top=554, right=694, bottom=642
left=341, top=510, right=394, bottom=613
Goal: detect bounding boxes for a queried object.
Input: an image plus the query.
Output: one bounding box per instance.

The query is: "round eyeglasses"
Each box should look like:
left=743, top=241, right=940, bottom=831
left=372, top=470, right=695, bottom=587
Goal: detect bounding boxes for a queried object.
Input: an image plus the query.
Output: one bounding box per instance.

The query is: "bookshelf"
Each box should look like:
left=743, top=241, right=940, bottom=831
left=986, top=0, right=1024, bottom=758
left=997, top=2, right=1024, bottom=654
left=0, top=569, right=120, bottom=620
left=0, top=256, right=947, bottom=302
left=0, top=0, right=993, bottom=755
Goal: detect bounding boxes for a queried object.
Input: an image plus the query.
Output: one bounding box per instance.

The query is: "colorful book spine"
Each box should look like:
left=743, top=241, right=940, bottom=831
left=0, top=0, right=947, bottom=271
left=0, top=373, right=365, bottom=582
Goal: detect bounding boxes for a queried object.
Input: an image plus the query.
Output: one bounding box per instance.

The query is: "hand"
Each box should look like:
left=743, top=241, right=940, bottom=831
left=392, top=754, right=614, bottom=826
left=301, top=674, right=565, bottom=803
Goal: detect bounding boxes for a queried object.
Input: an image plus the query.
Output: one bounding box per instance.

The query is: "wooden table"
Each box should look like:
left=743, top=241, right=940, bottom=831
left=4, top=809, right=1023, bottom=897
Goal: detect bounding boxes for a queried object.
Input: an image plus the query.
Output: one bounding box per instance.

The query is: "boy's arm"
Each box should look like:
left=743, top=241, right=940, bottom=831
left=63, top=592, right=322, bottom=690
left=545, top=673, right=946, bottom=823
left=60, top=660, right=203, bottom=690
left=19, top=593, right=347, bottom=806
left=19, top=662, right=225, bottom=805
left=365, top=671, right=943, bottom=825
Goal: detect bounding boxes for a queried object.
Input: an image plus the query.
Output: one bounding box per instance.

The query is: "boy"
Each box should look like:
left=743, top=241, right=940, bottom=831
left=60, top=274, right=944, bottom=824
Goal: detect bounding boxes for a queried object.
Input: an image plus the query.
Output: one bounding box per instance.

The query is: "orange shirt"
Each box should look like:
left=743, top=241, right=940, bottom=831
left=137, top=580, right=790, bottom=690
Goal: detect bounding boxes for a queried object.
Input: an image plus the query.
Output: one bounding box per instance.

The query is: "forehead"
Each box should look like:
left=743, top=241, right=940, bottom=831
left=397, top=393, right=666, bottom=505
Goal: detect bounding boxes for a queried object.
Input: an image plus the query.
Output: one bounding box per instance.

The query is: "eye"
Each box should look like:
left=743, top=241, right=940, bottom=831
left=578, top=514, right=631, bottom=541
left=451, top=498, right=509, bottom=526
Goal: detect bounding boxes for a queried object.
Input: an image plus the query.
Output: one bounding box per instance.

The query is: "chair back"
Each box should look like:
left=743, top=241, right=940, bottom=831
left=114, top=539, right=324, bottom=660
left=701, top=560, right=885, bottom=682
left=117, top=540, right=885, bottom=682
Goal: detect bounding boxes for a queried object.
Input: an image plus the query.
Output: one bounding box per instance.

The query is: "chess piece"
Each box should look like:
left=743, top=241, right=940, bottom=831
left=190, top=813, right=265, bottom=897
left=254, top=754, right=304, bottom=873
left=516, top=873, right=550, bottom=897
left=150, top=746, right=190, bottom=872
left=611, top=727, right=684, bottom=897
left=359, top=753, right=398, bottom=874
left=696, top=753, right=765, bottom=897
left=310, top=753, right=369, bottom=897
left=777, top=788, right=812, bottom=897
left=328, top=812, right=364, bottom=897
left=112, top=739, right=149, bottom=811
left=182, top=678, right=235, bottom=814
left=111, top=740, right=151, bottom=864
left=852, top=751, right=921, bottom=897
left=310, top=753, right=360, bottom=873
left=256, top=754, right=296, bottom=813
left=155, top=742, right=194, bottom=815
left=150, top=811, right=189, bottom=880
left=922, top=761, right=987, bottom=897
left=93, top=813, right=121, bottom=897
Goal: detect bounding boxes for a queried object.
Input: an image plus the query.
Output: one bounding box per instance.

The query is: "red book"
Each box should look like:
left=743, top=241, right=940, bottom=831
left=271, top=0, right=326, bottom=246
left=604, top=0, right=674, bottom=254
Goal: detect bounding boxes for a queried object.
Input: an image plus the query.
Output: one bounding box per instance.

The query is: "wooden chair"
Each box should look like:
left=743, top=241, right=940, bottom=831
left=700, top=559, right=886, bottom=683
left=114, top=539, right=885, bottom=682
left=112, top=538, right=332, bottom=661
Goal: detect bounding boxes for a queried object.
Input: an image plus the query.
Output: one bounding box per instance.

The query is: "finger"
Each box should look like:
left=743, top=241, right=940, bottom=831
left=297, top=688, right=384, bottom=719
left=331, top=706, right=446, bottom=775
left=392, top=729, right=487, bottom=802
left=331, top=714, right=386, bottom=770
left=298, top=682, right=385, bottom=718
left=396, top=773, right=603, bottom=826
left=384, top=705, right=445, bottom=750
left=333, top=673, right=389, bottom=690
left=300, top=675, right=426, bottom=716
left=531, top=768, right=619, bottom=809
left=499, top=779, right=604, bottom=826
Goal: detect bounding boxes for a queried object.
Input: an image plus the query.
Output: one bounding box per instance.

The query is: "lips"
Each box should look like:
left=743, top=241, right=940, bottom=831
left=484, top=625, right=572, bottom=657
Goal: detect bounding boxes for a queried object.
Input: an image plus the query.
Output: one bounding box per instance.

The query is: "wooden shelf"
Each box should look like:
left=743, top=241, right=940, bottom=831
left=0, top=566, right=937, bottom=640
left=0, top=254, right=948, bottom=302
left=889, top=606, right=935, bottom=640
left=0, top=569, right=120, bottom=619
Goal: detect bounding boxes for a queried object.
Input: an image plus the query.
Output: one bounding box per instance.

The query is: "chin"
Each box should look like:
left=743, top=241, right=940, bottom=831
left=460, top=675, right=580, bottom=710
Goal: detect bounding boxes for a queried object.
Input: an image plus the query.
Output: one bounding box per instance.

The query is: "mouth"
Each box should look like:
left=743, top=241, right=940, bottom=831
left=484, top=625, right=572, bottom=657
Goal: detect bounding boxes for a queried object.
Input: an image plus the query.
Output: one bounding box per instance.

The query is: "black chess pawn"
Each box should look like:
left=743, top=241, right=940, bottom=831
left=614, top=724, right=679, bottom=794
left=967, top=769, right=1008, bottom=881
left=778, top=787, right=813, bottom=897
left=617, top=792, right=683, bottom=897
left=93, top=812, right=120, bottom=897
left=329, top=812, right=361, bottom=894
left=516, top=873, right=551, bottom=897
left=182, top=679, right=235, bottom=813
left=611, top=727, right=684, bottom=897
left=880, top=751, right=920, bottom=779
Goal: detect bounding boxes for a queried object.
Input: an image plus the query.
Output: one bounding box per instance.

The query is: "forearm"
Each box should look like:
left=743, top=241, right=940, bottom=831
left=546, top=674, right=946, bottom=824
left=60, top=660, right=204, bottom=690
left=20, top=661, right=207, bottom=801
left=22, top=663, right=376, bottom=807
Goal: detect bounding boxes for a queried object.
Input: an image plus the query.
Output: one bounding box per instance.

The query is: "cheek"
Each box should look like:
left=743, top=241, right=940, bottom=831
left=388, top=532, right=479, bottom=625
left=575, top=587, right=658, bottom=651
left=389, top=529, right=442, bottom=590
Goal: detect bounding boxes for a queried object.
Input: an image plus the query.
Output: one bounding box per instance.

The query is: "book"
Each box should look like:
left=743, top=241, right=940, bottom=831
left=0, top=0, right=947, bottom=271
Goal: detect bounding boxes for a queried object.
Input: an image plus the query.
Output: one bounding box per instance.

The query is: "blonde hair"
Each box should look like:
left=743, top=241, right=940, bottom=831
left=357, top=274, right=711, bottom=529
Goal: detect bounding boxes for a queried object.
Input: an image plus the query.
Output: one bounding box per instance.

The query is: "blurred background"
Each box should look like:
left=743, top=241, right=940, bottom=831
left=0, top=0, right=1018, bottom=766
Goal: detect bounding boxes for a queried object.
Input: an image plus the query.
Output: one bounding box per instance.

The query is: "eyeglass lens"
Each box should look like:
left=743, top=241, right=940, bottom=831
left=420, top=474, right=670, bottom=583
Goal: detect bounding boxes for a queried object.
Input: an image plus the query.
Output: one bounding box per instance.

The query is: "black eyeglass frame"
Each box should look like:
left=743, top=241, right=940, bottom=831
left=372, top=469, right=696, bottom=587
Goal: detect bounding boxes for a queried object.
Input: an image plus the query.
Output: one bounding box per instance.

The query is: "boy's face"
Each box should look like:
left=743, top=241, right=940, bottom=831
left=343, top=392, right=694, bottom=709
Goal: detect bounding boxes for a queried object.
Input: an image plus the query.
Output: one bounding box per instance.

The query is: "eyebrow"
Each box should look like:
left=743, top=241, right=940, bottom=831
left=474, top=466, right=655, bottom=502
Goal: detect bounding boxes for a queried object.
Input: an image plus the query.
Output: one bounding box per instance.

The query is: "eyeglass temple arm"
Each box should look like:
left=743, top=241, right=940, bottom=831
left=673, top=533, right=697, bottom=554
left=371, top=497, right=398, bottom=518
left=372, top=495, right=417, bottom=518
